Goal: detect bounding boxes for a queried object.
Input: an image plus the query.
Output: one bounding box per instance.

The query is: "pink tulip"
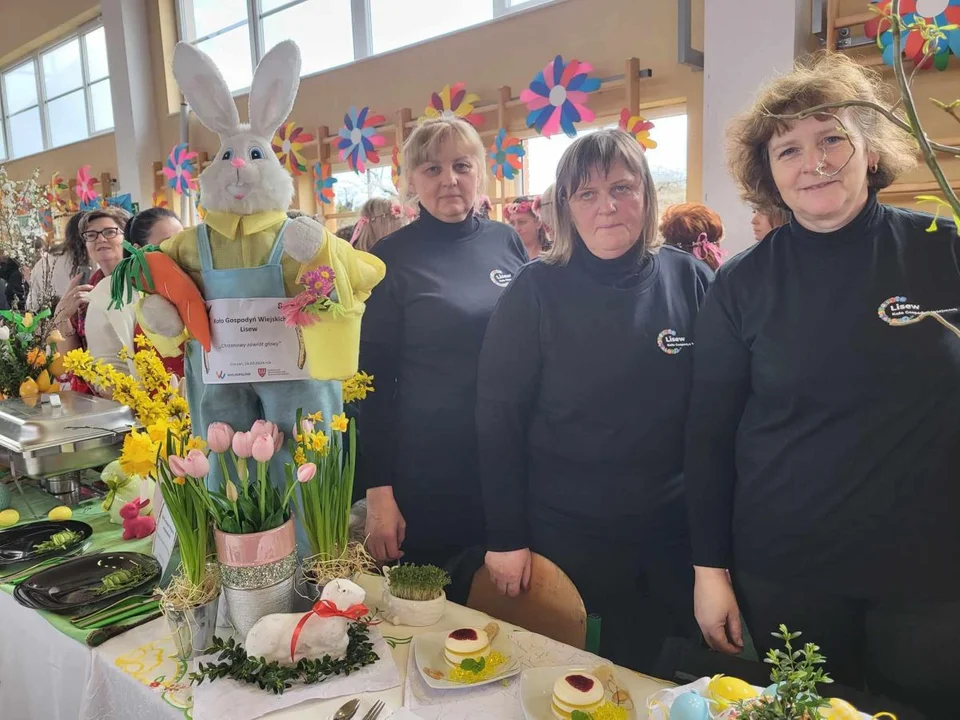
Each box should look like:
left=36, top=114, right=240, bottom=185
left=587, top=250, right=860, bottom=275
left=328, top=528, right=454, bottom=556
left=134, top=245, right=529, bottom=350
left=273, top=431, right=285, bottom=454
left=182, top=449, right=210, bottom=478
left=300, top=419, right=315, bottom=435
left=297, top=463, right=317, bottom=483
left=207, top=422, right=235, bottom=454
left=250, top=419, right=278, bottom=441
left=167, top=455, right=188, bottom=478
left=251, top=434, right=275, bottom=463
left=232, top=431, right=254, bottom=458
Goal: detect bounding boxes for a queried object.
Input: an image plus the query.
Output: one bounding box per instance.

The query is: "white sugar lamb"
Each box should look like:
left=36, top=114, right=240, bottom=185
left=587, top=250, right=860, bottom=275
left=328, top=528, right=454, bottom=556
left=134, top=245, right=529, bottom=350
left=244, top=579, right=367, bottom=666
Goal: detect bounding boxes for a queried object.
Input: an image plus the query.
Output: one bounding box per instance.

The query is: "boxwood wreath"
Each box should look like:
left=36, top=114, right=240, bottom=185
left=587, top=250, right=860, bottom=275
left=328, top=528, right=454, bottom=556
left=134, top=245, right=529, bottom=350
left=190, top=623, right=378, bottom=695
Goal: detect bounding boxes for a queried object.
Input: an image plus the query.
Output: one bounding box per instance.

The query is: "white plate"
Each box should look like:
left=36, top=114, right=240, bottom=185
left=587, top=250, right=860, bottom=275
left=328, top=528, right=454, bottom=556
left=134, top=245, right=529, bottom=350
left=520, top=665, right=645, bottom=720
left=413, top=627, right=521, bottom=690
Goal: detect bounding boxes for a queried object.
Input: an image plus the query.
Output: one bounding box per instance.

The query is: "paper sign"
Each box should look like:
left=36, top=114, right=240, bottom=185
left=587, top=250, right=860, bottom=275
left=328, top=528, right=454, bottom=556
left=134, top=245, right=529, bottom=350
left=201, top=297, right=310, bottom=385
left=151, top=502, right=180, bottom=588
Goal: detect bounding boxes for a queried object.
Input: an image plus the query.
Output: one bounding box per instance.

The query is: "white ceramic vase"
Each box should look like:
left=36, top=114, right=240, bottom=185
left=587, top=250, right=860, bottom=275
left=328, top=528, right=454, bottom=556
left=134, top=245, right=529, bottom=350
left=381, top=586, right=446, bottom=627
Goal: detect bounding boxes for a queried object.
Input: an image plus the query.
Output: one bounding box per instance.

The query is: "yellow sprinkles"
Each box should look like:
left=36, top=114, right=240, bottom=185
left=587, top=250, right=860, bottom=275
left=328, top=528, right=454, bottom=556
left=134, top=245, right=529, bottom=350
left=591, top=702, right=630, bottom=720
left=447, top=651, right=507, bottom=684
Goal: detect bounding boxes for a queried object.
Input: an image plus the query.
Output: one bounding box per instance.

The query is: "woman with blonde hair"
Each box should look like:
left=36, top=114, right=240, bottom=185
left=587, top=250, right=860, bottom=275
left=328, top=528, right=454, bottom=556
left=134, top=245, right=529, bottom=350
left=477, top=129, right=711, bottom=670
left=750, top=205, right=790, bottom=242
left=685, top=52, right=959, bottom=715
left=350, top=196, right=412, bottom=252
left=359, top=116, right=526, bottom=570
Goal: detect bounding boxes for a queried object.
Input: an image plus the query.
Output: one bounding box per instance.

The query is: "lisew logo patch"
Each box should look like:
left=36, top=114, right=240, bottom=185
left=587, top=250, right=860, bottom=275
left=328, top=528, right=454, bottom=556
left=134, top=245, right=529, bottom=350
left=657, top=328, right=693, bottom=355
left=877, top=296, right=922, bottom=326
left=489, top=269, right=513, bottom=288
left=258, top=367, right=267, bottom=378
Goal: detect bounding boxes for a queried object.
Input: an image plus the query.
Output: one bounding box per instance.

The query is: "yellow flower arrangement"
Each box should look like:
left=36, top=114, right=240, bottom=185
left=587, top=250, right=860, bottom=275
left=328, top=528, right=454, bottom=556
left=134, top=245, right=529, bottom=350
left=26, top=348, right=46, bottom=368
left=342, top=371, right=374, bottom=404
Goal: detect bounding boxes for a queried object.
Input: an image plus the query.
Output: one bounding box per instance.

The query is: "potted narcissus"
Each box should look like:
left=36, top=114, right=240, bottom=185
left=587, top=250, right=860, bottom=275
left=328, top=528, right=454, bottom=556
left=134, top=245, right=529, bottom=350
left=205, top=420, right=299, bottom=635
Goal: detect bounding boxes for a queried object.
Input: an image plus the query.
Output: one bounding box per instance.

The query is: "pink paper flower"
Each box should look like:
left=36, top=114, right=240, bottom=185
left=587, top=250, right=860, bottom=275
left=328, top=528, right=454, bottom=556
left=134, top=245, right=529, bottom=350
left=252, top=434, right=275, bottom=463
left=207, top=422, right=235, bottom=454
left=232, top=431, right=254, bottom=459
left=297, top=463, right=317, bottom=483
left=301, top=266, right=336, bottom=297
left=280, top=292, right=319, bottom=328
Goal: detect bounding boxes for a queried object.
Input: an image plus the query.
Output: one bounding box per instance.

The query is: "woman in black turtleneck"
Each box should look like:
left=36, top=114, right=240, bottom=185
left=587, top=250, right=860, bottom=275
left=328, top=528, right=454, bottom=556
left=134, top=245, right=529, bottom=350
left=358, top=117, right=527, bottom=570
left=477, top=130, right=711, bottom=672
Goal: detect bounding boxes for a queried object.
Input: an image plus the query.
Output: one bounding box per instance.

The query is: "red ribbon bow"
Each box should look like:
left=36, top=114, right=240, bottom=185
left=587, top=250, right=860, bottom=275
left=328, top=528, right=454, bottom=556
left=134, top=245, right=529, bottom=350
left=290, top=600, right=371, bottom=663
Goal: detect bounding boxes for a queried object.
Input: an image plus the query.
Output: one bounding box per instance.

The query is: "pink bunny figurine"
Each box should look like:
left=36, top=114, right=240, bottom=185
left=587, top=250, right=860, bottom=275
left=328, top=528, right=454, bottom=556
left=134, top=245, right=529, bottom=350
left=119, top=498, right=157, bottom=540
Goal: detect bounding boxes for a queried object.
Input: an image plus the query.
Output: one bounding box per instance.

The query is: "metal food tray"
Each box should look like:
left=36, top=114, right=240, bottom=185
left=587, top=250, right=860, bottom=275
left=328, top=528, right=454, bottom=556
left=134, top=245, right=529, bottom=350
left=0, top=391, right=135, bottom=478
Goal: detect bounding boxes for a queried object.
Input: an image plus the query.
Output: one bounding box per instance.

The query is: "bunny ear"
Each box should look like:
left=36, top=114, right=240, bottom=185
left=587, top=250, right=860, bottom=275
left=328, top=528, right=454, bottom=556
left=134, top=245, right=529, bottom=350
left=248, top=40, right=301, bottom=139
left=173, top=42, right=241, bottom=136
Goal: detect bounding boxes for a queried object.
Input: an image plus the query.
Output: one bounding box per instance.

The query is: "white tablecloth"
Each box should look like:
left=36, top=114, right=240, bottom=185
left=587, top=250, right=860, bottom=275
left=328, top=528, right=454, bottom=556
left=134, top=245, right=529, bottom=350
left=0, top=574, right=670, bottom=720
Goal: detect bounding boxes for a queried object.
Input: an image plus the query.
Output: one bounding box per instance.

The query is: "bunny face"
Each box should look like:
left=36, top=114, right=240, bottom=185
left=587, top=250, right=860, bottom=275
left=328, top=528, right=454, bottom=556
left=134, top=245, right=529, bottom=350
left=173, top=40, right=302, bottom=216
left=200, top=131, right=294, bottom=215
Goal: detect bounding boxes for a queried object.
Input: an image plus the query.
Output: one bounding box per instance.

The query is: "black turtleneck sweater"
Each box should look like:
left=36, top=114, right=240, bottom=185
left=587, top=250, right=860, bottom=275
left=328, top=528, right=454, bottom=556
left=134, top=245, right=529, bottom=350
left=685, top=194, right=960, bottom=597
left=357, top=206, right=527, bottom=550
left=477, top=240, right=713, bottom=551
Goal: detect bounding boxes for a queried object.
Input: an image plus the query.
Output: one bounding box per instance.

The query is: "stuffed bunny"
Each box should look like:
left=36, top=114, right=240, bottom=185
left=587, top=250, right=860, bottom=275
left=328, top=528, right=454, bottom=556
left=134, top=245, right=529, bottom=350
left=130, top=40, right=385, bottom=555
left=120, top=498, right=157, bottom=540
left=244, top=579, right=368, bottom=665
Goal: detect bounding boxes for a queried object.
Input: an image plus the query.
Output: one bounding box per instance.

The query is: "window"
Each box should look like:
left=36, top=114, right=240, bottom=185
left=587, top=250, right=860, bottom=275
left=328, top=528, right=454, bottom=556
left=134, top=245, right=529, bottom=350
left=523, top=114, right=688, bottom=208
left=0, top=23, right=114, bottom=160
left=333, top=167, right=397, bottom=215
left=178, top=0, right=561, bottom=90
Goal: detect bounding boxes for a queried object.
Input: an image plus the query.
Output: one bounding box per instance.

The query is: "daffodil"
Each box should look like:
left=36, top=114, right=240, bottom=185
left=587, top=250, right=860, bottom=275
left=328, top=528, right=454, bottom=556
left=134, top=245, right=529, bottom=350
left=294, top=446, right=307, bottom=465
left=306, top=411, right=324, bottom=424
left=172, top=476, right=186, bottom=486
left=120, top=429, right=160, bottom=478
left=186, top=436, right=207, bottom=453
left=330, top=413, right=349, bottom=433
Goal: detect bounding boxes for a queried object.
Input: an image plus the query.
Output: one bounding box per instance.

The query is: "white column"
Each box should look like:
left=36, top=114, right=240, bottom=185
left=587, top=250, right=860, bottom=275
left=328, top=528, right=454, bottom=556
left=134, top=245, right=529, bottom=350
left=101, top=0, right=161, bottom=206
left=702, top=0, right=811, bottom=255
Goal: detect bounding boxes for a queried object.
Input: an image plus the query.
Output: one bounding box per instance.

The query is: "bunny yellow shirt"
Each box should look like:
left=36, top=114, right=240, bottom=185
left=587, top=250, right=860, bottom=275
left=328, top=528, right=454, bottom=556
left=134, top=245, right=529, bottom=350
left=160, top=210, right=304, bottom=296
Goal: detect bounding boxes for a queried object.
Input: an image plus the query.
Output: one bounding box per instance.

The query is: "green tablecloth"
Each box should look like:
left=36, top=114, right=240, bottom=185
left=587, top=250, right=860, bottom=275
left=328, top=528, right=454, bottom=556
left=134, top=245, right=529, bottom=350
left=0, top=482, right=154, bottom=645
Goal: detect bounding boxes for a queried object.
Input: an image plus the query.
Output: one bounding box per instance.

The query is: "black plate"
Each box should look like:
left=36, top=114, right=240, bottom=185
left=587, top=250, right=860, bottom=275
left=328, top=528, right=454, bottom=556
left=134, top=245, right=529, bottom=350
left=0, top=520, right=93, bottom=567
left=16, top=552, right=160, bottom=614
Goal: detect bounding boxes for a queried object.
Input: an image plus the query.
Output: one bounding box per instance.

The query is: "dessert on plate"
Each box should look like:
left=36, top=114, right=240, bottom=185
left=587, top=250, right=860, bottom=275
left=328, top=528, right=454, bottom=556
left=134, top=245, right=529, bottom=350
left=443, top=627, right=491, bottom=668
left=551, top=671, right=605, bottom=720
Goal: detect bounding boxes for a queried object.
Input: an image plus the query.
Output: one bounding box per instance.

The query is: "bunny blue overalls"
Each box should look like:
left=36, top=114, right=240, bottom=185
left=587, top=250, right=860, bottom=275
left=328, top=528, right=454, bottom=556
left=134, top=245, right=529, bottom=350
left=184, top=219, right=342, bottom=552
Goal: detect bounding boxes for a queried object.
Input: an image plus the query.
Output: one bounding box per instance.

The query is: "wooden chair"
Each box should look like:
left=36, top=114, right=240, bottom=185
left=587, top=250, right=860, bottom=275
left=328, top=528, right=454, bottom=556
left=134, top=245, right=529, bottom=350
left=466, top=552, right=589, bottom=650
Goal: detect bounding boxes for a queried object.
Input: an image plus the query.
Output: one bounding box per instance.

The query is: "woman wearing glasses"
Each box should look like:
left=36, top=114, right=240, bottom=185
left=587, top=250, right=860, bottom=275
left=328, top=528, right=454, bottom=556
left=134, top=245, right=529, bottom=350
left=56, top=207, right=137, bottom=385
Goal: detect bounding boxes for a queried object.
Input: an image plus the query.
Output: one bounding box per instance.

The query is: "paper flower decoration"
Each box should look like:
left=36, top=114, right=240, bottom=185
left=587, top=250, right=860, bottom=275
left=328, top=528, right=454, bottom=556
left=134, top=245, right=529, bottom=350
left=619, top=109, right=657, bottom=150
left=422, top=82, right=484, bottom=127
left=40, top=208, right=53, bottom=233
left=151, top=191, right=169, bottom=209
left=272, top=122, right=315, bottom=175
left=163, top=143, right=198, bottom=195
left=48, top=172, right=67, bottom=210
left=313, top=162, right=337, bottom=205
left=75, top=165, right=100, bottom=205
left=488, top=128, right=525, bottom=180
left=521, top=56, right=601, bottom=138
left=391, top=146, right=402, bottom=189
left=337, top=106, right=387, bottom=174
left=865, top=0, right=960, bottom=70
left=107, top=193, right=134, bottom=213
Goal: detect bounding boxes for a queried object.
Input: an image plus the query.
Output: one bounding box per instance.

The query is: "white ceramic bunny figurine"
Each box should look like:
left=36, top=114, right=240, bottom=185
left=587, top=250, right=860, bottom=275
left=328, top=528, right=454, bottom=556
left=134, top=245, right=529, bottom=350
left=244, top=579, right=368, bottom=666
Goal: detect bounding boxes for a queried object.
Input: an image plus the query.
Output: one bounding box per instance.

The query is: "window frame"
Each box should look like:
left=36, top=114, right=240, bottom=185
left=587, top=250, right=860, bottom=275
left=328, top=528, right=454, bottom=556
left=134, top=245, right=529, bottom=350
left=177, top=0, right=564, bottom=93
left=0, top=18, right=114, bottom=161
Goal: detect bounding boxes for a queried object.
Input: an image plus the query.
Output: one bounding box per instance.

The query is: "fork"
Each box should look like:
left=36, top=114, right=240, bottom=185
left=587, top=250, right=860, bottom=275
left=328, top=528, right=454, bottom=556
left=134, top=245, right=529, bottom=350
left=361, top=700, right=385, bottom=720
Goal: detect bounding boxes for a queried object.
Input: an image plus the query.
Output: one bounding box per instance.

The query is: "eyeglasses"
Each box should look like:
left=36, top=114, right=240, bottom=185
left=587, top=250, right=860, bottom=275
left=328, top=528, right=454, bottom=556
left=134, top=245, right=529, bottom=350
left=82, top=227, right=123, bottom=243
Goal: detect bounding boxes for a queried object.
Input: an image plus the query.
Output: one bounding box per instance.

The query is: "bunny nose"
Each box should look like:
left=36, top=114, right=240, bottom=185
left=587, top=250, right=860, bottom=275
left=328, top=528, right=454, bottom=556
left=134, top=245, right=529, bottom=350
left=231, top=157, right=246, bottom=169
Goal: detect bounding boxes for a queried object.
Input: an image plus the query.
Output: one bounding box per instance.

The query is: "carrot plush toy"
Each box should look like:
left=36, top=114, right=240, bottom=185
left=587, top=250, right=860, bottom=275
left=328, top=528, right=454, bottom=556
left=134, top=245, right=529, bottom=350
left=111, top=40, right=385, bottom=554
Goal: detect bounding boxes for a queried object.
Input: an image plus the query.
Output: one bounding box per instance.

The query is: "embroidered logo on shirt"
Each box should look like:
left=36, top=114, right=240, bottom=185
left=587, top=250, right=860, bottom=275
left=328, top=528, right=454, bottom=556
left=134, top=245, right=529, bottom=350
left=657, top=329, right=693, bottom=355
left=877, top=296, right=960, bottom=328
left=489, top=269, right=513, bottom=288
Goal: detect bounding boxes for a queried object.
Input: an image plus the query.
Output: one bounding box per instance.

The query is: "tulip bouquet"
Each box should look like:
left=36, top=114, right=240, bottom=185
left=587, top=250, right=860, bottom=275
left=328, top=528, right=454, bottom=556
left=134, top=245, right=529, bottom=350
left=204, top=420, right=298, bottom=534
left=0, top=308, right=65, bottom=399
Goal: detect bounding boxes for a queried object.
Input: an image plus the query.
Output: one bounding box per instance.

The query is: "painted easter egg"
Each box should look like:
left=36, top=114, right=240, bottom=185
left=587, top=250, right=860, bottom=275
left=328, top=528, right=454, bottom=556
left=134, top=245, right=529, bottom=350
left=670, top=692, right=710, bottom=720
left=48, top=505, right=72, bottom=521
left=0, top=508, right=20, bottom=527
left=706, top=675, right=757, bottom=709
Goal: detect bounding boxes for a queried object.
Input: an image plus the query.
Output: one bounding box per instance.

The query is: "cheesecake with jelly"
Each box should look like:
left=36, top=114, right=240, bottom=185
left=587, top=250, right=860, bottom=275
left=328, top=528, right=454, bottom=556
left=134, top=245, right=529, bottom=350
left=443, top=627, right=491, bottom=667
left=551, top=671, right=604, bottom=719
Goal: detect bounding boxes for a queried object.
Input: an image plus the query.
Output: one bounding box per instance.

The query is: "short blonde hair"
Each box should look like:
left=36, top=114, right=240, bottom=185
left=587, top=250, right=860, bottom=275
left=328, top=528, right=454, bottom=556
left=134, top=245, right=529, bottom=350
left=728, top=51, right=917, bottom=211
left=400, top=117, right=486, bottom=208
left=547, top=129, right=660, bottom=266
left=534, top=184, right=558, bottom=238
left=352, top=196, right=410, bottom=252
